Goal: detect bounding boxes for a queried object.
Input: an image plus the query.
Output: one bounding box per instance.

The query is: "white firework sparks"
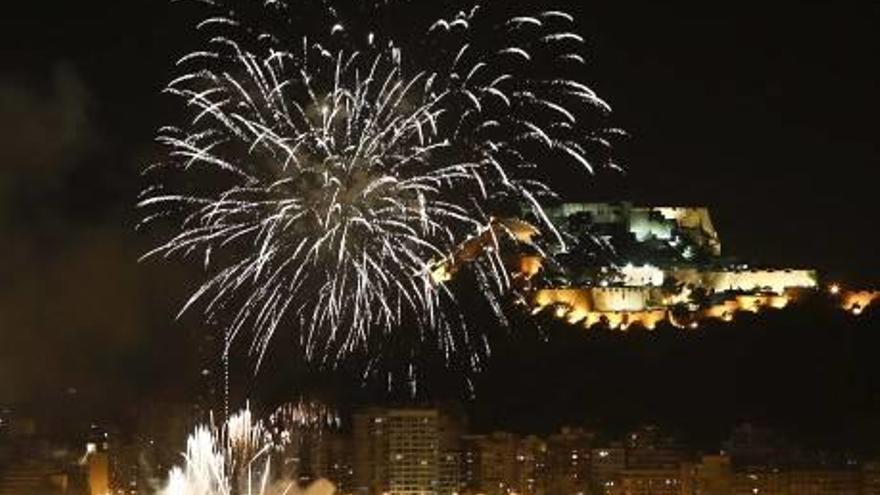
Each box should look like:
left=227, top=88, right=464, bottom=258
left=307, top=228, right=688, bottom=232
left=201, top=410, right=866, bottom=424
left=268, top=399, right=340, bottom=432
left=162, top=403, right=339, bottom=495
left=140, top=0, right=617, bottom=370
left=162, top=408, right=271, bottom=495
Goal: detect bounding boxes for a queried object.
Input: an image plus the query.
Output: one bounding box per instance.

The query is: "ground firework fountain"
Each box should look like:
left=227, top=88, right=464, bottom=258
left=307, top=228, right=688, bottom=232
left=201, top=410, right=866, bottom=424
left=161, top=401, right=339, bottom=495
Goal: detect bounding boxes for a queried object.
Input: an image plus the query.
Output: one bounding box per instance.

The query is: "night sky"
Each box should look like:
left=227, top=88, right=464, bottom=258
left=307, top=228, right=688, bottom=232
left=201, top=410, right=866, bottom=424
left=1, top=1, right=879, bottom=448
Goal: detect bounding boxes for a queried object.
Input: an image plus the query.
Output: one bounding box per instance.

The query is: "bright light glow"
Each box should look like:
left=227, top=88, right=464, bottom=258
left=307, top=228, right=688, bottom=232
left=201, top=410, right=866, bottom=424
left=841, top=291, right=880, bottom=313
left=618, top=263, right=664, bottom=286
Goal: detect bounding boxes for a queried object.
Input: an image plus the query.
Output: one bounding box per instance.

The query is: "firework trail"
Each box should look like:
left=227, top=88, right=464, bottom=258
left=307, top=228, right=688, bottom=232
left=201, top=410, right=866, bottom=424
left=140, top=0, right=618, bottom=372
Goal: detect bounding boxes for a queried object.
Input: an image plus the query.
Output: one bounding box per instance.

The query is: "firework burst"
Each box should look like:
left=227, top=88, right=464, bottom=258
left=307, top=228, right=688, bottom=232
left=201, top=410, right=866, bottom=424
left=140, top=0, right=618, bottom=372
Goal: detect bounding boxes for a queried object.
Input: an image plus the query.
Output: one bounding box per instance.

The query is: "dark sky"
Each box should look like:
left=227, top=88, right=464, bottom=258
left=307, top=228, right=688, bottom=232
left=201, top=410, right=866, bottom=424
left=576, top=2, right=880, bottom=285
left=1, top=1, right=879, bottom=445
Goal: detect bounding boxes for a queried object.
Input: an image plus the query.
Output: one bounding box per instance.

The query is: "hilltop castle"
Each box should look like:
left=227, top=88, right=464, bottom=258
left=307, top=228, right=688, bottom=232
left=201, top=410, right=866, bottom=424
left=524, top=202, right=819, bottom=329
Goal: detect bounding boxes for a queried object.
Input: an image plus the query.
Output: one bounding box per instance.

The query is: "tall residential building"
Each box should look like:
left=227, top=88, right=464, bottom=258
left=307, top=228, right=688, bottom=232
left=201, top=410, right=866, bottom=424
left=624, top=425, right=685, bottom=470
left=354, top=408, right=386, bottom=495
left=515, top=436, right=547, bottom=495
left=438, top=405, right=466, bottom=495
left=108, top=441, right=141, bottom=495
left=680, top=454, right=732, bottom=495
left=591, top=444, right=626, bottom=495
left=319, top=431, right=355, bottom=494
left=788, top=468, right=861, bottom=495
left=271, top=423, right=351, bottom=490
left=462, top=432, right=547, bottom=495
left=864, top=461, right=880, bottom=495
left=353, top=407, right=463, bottom=495
left=725, top=424, right=789, bottom=468
left=438, top=450, right=462, bottom=495
left=545, top=427, right=594, bottom=495
left=731, top=469, right=788, bottom=495
left=614, top=467, right=682, bottom=495
left=462, top=433, right=518, bottom=495
left=696, top=462, right=864, bottom=495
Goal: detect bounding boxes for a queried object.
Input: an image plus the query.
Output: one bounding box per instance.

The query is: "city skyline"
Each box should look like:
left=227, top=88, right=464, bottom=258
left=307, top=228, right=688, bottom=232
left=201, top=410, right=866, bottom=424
left=1, top=1, right=879, bottom=494
left=7, top=401, right=880, bottom=495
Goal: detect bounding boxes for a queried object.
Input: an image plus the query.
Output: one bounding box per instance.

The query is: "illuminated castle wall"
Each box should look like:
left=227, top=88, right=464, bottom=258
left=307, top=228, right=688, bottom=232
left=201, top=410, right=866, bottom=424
left=670, top=268, right=818, bottom=295
left=545, top=202, right=722, bottom=256
left=531, top=287, right=666, bottom=330
left=533, top=287, right=653, bottom=313
left=841, top=291, right=880, bottom=314
left=703, top=294, right=792, bottom=319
